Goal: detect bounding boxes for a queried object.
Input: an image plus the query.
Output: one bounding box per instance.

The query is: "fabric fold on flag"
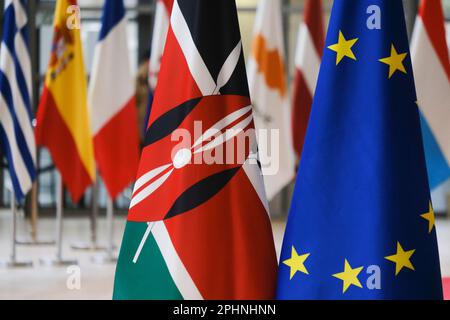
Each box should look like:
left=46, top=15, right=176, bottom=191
left=291, top=0, right=324, bottom=161
left=88, top=0, right=140, bottom=199
left=247, top=0, right=295, bottom=201
left=277, top=0, right=442, bottom=299
left=114, top=0, right=277, bottom=300
left=411, top=0, right=450, bottom=189
left=0, top=0, right=36, bottom=201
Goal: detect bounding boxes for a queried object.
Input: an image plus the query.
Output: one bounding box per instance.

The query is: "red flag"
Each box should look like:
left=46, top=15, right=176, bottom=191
left=291, top=0, right=324, bottom=160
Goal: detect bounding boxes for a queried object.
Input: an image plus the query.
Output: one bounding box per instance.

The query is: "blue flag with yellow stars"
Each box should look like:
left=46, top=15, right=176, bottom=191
left=276, top=0, right=443, bottom=300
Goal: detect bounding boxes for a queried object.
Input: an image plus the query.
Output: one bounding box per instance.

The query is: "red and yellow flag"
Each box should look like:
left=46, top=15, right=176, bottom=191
left=36, top=0, right=95, bottom=202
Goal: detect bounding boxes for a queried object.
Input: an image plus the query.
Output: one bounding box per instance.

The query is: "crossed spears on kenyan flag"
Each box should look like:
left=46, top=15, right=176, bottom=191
left=130, top=40, right=258, bottom=263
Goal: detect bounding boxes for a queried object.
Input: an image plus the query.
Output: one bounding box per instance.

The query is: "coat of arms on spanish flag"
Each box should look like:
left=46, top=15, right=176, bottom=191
left=36, top=0, right=95, bottom=202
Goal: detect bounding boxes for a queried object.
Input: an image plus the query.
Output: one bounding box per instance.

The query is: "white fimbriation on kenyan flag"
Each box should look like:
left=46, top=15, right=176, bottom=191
left=247, top=0, right=295, bottom=201
left=291, top=0, right=324, bottom=161
left=113, top=0, right=278, bottom=300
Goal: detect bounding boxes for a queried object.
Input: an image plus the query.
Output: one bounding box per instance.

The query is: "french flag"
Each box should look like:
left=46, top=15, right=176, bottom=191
left=89, top=0, right=140, bottom=199
left=291, top=0, right=324, bottom=161
left=411, top=0, right=450, bottom=189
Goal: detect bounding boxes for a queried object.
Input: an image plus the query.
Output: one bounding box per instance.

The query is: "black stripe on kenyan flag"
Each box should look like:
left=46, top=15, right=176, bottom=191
left=144, top=97, right=201, bottom=147
left=176, top=0, right=250, bottom=98
left=164, top=166, right=241, bottom=220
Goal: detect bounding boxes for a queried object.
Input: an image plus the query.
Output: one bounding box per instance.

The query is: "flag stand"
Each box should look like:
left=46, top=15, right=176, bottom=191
left=16, top=183, right=55, bottom=246
left=92, top=196, right=117, bottom=264
left=40, top=174, right=77, bottom=266
left=71, top=179, right=105, bottom=251
left=0, top=187, right=33, bottom=268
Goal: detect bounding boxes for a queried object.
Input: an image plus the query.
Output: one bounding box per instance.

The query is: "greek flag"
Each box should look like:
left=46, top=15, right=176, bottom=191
left=0, top=0, right=36, bottom=201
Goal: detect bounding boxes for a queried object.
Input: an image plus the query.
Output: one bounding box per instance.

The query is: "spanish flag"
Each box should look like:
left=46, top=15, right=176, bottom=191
left=36, top=0, right=95, bottom=202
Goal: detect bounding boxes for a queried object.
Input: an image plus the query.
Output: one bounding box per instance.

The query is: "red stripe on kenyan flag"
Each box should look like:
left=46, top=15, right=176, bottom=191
left=148, top=26, right=202, bottom=128
left=165, top=166, right=277, bottom=299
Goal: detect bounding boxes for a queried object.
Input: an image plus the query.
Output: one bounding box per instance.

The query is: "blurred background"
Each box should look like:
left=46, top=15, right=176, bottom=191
left=0, top=0, right=449, bottom=299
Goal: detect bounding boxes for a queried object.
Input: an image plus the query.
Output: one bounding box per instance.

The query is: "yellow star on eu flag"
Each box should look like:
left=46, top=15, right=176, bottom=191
left=327, top=31, right=358, bottom=65
left=379, top=44, right=408, bottom=78
left=282, top=246, right=310, bottom=280
left=385, top=242, right=415, bottom=275
left=332, top=259, right=363, bottom=293
left=421, top=202, right=435, bottom=234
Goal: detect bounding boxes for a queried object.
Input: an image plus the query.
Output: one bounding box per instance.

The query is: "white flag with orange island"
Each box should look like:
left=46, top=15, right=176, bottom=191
left=247, top=0, right=295, bottom=201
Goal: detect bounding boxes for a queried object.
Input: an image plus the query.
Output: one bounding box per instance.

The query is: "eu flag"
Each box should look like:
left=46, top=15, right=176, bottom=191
left=276, top=0, right=443, bottom=299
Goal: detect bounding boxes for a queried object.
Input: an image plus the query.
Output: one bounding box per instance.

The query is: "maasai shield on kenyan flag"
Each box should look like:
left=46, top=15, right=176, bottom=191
left=113, top=0, right=277, bottom=300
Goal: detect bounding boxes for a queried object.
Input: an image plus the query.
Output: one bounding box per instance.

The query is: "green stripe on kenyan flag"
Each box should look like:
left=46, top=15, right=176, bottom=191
left=113, top=222, right=183, bottom=300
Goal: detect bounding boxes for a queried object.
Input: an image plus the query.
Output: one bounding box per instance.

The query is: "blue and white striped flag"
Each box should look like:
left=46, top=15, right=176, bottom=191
left=0, top=0, right=36, bottom=201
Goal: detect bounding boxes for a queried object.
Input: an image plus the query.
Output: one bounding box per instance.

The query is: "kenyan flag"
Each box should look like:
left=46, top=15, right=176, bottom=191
left=113, top=0, right=277, bottom=300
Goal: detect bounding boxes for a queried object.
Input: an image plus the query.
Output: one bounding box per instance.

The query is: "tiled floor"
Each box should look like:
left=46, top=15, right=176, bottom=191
left=0, top=210, right=448, bottom=300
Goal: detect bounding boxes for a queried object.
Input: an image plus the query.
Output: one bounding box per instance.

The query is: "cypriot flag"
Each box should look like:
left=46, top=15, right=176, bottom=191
left=247, top=0, right=295, bottom=201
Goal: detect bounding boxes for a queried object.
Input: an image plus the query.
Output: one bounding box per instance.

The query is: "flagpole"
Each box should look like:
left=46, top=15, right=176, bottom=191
left=0, top=186, right=33, bottom=268
left=30, top=183, right=37, bottom=241
left=14, top=0, right=54, bottom=247
left=92, top=196, right=117, bottom=264
left=71, top=176, right=105, bottom=251
left=106, top=196, right=116, bottom=260
left=16, top=182, right=55, bottom=246
left=40, top=173, right=77, bottom=266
